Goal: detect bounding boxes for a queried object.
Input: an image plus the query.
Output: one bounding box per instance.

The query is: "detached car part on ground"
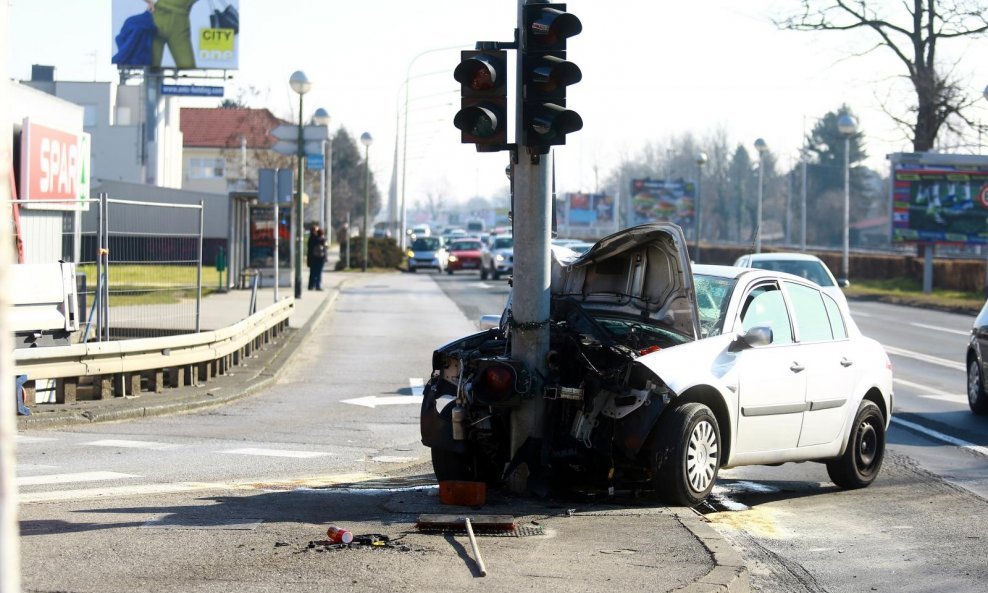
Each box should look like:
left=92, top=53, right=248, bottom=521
left=421, top=223, right=894, bottom=506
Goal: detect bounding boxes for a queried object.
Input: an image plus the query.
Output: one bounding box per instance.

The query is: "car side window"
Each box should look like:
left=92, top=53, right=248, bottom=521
left=740, top=283, right=793, bottom=345
left=784, top=281, right=833, bottom=343
left=822, top=293, right=847, bottom=340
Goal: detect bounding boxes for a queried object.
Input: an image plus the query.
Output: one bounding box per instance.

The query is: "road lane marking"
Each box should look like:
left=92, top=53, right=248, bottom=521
left=891, top=417, right=988, bottom=457
left=17, top=471, right=139, bottom=487
left=342, top=395, right=423, bottom=408
left=884, top=345, right=965, bottom=371
left=219, top=448, right=332, bottom=459
left=909, top=322, right=969, bottom=336
left=409, top=377, right=425, bottom=397
left=14, top=436, right=57, bottom=443
left=84, top=439, right=179, bottom=450
left=18, top=472, right=382, bottom=503
left=893, top=378, right=966, bottom=403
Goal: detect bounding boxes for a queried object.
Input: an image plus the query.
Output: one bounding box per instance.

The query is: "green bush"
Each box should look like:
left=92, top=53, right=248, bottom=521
left=335, top=237, right=405, bottom=270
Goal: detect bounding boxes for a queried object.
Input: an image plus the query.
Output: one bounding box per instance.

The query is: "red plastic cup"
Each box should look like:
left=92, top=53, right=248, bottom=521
left=326, top=526, right=353, bottom=544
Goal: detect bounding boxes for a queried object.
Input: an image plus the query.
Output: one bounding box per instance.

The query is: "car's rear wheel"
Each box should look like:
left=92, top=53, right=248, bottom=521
left=967, top=358, right=988, bottom=414
left=649, top=403, right=720, bottom=506
left=826, top=400, right=885, bottom=489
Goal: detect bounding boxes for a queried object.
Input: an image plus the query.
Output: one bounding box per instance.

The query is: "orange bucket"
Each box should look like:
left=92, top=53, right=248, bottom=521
left=438, top=480, right=486, bottom=506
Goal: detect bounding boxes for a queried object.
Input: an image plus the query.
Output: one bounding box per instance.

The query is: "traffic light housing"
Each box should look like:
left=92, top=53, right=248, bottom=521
left=453, top=50, right=508, bottom=152
left=521, top=3, right=582, bottom=153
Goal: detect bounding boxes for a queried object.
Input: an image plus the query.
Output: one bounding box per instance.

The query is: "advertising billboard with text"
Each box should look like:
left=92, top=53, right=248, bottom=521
left=111, top=0, right=240, bottom=70
left=889, top=153, right=988, bottom=245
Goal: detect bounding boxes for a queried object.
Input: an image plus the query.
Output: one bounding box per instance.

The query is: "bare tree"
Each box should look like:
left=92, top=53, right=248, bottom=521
left=778, top=1, right=988, bottom=151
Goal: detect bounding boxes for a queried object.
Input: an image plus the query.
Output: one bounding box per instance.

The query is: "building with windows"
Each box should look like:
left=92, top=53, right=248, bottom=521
left=179, top=107, right=286, bottom=194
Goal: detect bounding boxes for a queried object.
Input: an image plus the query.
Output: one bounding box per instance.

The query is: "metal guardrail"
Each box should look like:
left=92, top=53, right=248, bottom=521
left=14, top=299, right=294, bottom=404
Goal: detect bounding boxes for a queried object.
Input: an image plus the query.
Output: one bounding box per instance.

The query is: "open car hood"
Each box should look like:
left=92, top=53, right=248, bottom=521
left=552, top=223, right=700, bottom=340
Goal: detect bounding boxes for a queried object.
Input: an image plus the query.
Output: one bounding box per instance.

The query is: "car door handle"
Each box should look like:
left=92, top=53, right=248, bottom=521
left=790, top=362, right=805, bottom=373
left=840, top=357, right=853, bottom=367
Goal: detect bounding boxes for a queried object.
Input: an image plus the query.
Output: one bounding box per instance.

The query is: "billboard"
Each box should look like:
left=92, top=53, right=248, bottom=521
left=18, top=118, right=91, bottom=208
left=111, top=0, right=240, bottom=70
left=889, top=153, right=988, bottom=245
left=565, top=192, right=615, bottom=227
left=629, top=178, right=695, bottom=227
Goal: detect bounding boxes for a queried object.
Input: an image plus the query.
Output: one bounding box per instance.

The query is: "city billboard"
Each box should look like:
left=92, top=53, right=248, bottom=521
left=18, top=118, right=91, bottom=209
left=111, top=0, right=240, bottom=71
left=889, top=152, right=988, bottom=245
left=629, top=178, right=695, bottom=227
left=564, top=192, right=615, bottom=227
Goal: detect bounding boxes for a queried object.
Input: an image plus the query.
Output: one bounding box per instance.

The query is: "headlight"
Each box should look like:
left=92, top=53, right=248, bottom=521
left=496, top=254, right=505, bottom=262
left=448, top=255, right=458, bottom=262
left=406, top=250, right=415, bottom=258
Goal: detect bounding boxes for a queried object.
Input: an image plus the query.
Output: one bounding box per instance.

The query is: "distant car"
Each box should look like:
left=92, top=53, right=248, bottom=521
left=444, top=239, right=484, bottom=275
left=406, top=236, right=446, bottom=273
left=966, top=299, right=988, bottom=414
left=481, top=235, right=513, bottom=280
left=734, top=252, right=849, bottom=311
left=421, top=223, right=893, bottom=506
left=409, top=225, right=432, bottom=240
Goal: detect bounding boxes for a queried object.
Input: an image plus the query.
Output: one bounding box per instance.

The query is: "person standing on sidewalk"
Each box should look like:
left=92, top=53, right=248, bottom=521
left=307, top=225, right=327, bottom=290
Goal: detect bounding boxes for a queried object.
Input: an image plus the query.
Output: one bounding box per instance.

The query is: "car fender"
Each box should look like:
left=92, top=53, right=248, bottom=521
left=831, top=338, right=894, bottom=457
left=635, top=334, right=741, bottom=441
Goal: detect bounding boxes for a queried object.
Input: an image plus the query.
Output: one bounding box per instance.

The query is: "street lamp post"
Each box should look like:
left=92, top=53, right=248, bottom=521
left=694, top=151, right=708, bottom=263
left=837, top=114, right=857, bottom=283
left=754, top=138, right=768, bottom=253
left=289, top=71, right=311, bottom=299
left=312, top=108, right=331, bottom=239
left=360, top=132, right=374, bottom=272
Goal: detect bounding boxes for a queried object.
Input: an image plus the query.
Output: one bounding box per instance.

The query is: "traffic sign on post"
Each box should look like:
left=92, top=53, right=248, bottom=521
left=270, top=124, right=328, bottom=155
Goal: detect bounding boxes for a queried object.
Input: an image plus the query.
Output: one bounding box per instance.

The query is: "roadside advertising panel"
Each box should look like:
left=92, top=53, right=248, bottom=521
left=629, top=178, right=695, bottom=227
left=111, top=0, right=240, bottom=70
left=889, top=153, right=988, bottom=245
left=19, top=118, right=91, bottom=210
left=565, top=193, right=614, bottom=227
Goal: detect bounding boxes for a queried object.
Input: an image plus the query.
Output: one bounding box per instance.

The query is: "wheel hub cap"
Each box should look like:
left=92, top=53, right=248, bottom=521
left=686, top=420, right=718, bottom=492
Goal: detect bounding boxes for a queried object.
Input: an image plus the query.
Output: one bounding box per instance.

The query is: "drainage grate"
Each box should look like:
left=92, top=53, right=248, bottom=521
left=417, top=523, right=544, bottom=537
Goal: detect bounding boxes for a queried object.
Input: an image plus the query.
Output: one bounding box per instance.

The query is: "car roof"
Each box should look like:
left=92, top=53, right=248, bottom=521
left=738, top=252, right=825, bottom=262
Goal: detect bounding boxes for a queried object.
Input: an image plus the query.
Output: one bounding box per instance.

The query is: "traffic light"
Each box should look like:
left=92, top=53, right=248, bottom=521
left=521, top=3, right=582, bottom=152
left=453, top=49, right=508, bottom=152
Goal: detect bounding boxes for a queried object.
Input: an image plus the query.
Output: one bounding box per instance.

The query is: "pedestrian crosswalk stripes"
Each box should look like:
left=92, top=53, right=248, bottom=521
left=219, top=447, right=333, bottom=458
left=17, top=471, right=139, bottom=487
left=84, top=439, right=179, bottom=450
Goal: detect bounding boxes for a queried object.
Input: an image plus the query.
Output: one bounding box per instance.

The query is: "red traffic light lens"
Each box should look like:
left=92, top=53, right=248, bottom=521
left=480, top=365, right=514, bottom=397
left=454, top=57, right=498, bottom=91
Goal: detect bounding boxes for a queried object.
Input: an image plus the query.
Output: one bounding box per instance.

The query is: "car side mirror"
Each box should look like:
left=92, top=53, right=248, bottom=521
left=729, top=325, right=773, bottom=352
left=478, top=315, right=502, bottom=331
left=837, top=278, right=850, bottom=288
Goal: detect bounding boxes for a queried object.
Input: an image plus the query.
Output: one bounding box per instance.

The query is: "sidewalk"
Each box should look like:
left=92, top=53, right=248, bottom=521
left=15, top=260, right=750, bottom=593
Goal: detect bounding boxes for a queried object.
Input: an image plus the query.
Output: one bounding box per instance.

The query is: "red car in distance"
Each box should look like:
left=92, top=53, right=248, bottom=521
left=443, top=238, right=484, bottom=275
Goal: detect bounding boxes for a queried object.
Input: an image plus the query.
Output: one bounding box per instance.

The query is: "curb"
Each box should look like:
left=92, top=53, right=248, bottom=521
left=671, top=509, right=749, bottom=593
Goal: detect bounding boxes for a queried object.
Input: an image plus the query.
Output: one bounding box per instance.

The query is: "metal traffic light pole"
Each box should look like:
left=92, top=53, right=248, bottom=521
left=506, top=0, right=552, bottom=494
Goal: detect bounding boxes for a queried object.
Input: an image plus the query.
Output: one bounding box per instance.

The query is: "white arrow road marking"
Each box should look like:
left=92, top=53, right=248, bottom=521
left=85, top=439, right=179, bottom=450
left=342, top=395, right=424, bottom=408
left=17, top=471, right=139, bottom=487
left=220, top=448, right=332, bottom=459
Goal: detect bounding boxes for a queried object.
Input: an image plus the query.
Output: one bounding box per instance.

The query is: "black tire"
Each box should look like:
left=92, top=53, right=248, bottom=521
left=826, top=400, right=886, bottom=489
left=967, top=358, right=988, bottom=414
left=447, top=268, right=454, bottom=275
left=409, top=267, right=417, bottom=273
left=648, top=402, right=721, bottom=506
left=480, top=265, right=488, bottom=280
left=492, top=265, right=500, bottom=281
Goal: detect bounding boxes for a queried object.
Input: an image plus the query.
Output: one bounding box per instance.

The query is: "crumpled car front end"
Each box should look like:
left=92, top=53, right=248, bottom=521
left=421, top=223, right=700, bottom=494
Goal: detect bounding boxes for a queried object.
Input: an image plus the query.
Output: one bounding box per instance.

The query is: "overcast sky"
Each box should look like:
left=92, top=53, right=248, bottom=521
left=8, top=0, right=988, bottom=207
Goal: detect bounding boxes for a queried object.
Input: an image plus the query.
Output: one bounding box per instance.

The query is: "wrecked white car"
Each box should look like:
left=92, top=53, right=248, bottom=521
left=420, top=223, right=893, bottom=506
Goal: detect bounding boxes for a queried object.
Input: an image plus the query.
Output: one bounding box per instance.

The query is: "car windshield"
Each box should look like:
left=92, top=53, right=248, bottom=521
left=412, top=237, right=441, bottom=251
left=694, top=273, right=737, bottom=337
left=493, top=237, right=513, bottom=249
left=751, top=260, right=834, bottom=286
left=450, top=241, right=482, bottom=251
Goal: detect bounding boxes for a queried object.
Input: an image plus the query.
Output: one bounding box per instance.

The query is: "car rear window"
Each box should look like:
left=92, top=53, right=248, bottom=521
left=450, top=241, right=481, bottom=251
left=493, top=237, right=513, bottom=249
left=753, top=260, right=834, bottom=287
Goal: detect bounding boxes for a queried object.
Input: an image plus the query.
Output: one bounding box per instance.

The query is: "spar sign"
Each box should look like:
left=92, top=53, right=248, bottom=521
left=19, top=118, right=91, bottom=206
